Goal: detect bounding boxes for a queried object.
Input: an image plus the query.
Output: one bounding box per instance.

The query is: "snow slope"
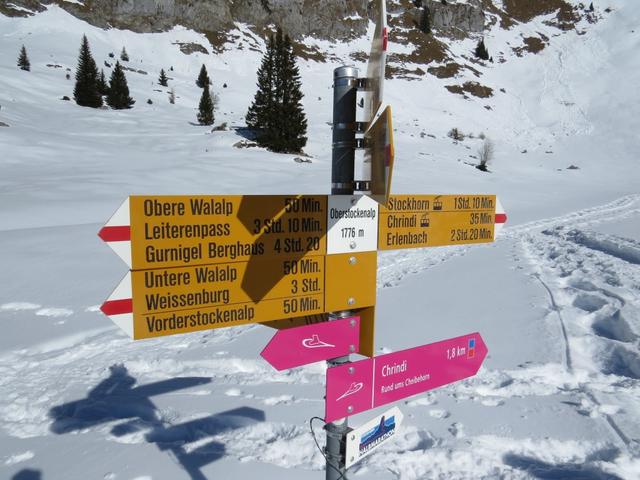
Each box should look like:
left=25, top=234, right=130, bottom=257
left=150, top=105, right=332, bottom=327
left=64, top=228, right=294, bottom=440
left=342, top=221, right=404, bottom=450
left=1, top=1, right=639, bottom=478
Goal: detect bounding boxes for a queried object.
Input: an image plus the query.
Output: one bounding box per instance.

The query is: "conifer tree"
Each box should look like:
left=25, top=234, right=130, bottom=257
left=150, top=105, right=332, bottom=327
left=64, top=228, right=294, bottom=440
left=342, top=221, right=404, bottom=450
left=74, top=35, right=103, bottom=108
left=246, top=34, right=275, bottom=132
left=120, top=47, right=129, bottom=61
left=17, top=45, right=30, bottom=71
left=420, top=7, right=431, bottom=34
left=475, top=38, right=489, bottom=60
left=97, top=69, right=109, bottom=95
left=246, top=28, right=307, bottom=153
left=106, top=61, right=135, bottom=109
left=273, top=31, right=307, bottom=152
left=197, top=87, right=214, bottom=125
left=158, top=68, right=168, bottom=87
left=196, top=64, right=210, bottom=88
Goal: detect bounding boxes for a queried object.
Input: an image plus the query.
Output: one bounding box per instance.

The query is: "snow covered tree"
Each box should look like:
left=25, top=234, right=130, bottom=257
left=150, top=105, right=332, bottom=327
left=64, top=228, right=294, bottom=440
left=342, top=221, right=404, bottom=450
left=158, top=68, right=168, bottom=87
left=246, top=28, right=307, bottom=153
left=97, top=69, right=109, bottom=95
left=106, top=61, right=135, bottom=109
left=120, top=47, right=129, bottom=61
left=197, top=87, right=214, bottom=125
left=17, top=45, right=30, bottom=71
left=475, top=38, right=489, bottom=60
left=168, top=88, right=176, bottom=104
left=196, top=64, right=210, bottom=88
left=73, top=35, right=103, bottom=108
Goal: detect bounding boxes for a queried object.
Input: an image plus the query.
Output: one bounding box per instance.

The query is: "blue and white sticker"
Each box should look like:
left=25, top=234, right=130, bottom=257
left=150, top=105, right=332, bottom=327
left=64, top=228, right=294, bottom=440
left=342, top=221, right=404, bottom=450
left=345, top=406, right=404, bottom=468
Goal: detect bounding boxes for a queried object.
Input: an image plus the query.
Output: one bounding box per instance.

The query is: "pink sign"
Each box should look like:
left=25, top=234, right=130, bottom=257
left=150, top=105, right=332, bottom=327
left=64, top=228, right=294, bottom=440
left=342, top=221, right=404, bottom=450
left=261, top=316, right=360, bottom=371
left=325, top=332, right=487, bottom=422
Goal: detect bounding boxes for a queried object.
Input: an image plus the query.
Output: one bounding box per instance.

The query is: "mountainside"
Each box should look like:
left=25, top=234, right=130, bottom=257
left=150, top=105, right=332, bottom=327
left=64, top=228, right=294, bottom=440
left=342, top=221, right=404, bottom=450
left=1, top=0, right=600, bottom=53
left=1, top=1, right=640, bottom=479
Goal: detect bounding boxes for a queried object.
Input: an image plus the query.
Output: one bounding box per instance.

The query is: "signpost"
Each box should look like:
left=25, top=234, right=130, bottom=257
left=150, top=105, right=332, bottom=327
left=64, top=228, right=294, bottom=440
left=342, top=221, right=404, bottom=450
left=345, top=406, right=404, bottom=468
left=97, top=0, right=506, bottom=476
left=325, top=333, right=488, bottom=422
left=260, top=316, right=360, bottom=370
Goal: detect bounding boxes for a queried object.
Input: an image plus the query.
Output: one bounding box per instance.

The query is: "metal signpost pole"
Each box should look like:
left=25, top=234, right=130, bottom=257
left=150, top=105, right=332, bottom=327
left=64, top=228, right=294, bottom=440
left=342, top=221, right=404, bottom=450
left=325, top=65, right=359, bottom=480
left=331, top=66, right=358, bottom=196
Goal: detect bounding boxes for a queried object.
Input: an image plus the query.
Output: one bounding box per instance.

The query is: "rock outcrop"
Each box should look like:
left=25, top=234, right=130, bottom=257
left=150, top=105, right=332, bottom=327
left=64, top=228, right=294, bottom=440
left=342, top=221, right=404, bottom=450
left=4, top=0, right=369, bottom=40
left=424, top=0, right=485, bottom=32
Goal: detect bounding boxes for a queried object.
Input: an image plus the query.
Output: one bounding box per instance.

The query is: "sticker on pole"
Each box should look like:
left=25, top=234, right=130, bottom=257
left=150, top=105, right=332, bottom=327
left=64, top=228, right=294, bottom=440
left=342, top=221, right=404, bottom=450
left=345, top=406, right=404, bottom=468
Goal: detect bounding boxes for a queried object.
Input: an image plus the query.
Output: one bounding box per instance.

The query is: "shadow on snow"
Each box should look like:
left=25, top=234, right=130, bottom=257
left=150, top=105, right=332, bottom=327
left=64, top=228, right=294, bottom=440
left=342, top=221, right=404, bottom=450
left=11, top=470, right=42, bottom=480
left=48, top=364, right=265, bottom=480
left=503, top=449, right=623, bottom=480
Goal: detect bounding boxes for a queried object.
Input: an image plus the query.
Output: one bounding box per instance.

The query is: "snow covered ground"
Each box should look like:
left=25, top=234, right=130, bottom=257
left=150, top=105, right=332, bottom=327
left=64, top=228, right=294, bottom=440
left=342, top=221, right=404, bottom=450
left=1, top=1, right=639, bottom=478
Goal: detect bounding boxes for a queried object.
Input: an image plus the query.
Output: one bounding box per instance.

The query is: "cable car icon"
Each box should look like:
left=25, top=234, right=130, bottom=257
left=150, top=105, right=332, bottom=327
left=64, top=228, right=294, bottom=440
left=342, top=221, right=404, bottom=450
left=433, top=200, right=443, bottom=211
left=420, top=214, right=430, bottom=227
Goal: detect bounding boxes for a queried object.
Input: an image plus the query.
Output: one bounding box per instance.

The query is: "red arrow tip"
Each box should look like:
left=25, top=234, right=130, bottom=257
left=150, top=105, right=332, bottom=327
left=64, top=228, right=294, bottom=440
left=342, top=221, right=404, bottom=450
left=98, top=226, right=131, bottom=242
left=495, top=213, right=507, bottom=224
left=101, top=298, right=133, bottom=316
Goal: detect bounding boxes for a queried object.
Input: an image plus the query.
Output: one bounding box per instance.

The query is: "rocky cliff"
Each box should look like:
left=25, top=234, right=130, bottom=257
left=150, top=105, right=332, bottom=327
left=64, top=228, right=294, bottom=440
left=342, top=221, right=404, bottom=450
left=421, top=0, right=485, bottom=32
left=1, top=0, right=597, bottom=82
left=2, top=0, right=370, bottom=41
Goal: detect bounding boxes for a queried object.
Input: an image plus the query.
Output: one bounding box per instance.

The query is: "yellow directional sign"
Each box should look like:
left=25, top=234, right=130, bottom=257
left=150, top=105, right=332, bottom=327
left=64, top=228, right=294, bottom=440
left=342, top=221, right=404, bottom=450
left=132, top=195, right=327, bottom=270
left=378, top=195, right=498, bottom=250
left=364, top=105, right=394, bottom=206
left=98, top=195, right=328, bottom=270
left=131, top=256, right=325, bottom=317
left=102, top=252, right=377, bottom=340
left=100, top=193, right=506, bottom=339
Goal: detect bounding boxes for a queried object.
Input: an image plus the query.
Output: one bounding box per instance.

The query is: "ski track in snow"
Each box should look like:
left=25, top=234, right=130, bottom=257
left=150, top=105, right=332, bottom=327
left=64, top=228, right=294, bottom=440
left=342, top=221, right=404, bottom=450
left=1, top=195, right=640, bottom=478
left=518, top=224, right=640, bottom=454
